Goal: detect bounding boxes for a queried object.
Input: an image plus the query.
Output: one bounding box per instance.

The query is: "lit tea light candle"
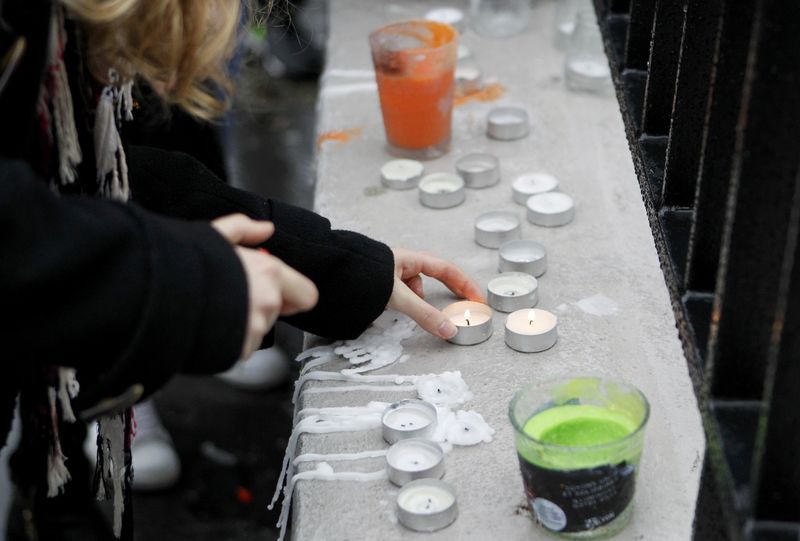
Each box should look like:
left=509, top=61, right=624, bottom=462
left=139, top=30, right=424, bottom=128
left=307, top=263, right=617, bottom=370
left=442, top=301, right=493, bottom=345
left=512, top=173, right=559, bottom=205
left=396, top=479, right=459, bottom=532
left=424, top=7, right=467, bottom=34
left=455, top=152, right=500, bottom=189
left=527, top=192, right=575, bottom=227
left=418, top=173, right=466, bottom=209
left=488, top=272, right=539, bottom=313
left=487, top=106, right=530, bottom=141
left=382, top=399, right=438, bottom=444
left=386, top=438, right=445, bottom=487
left=475, top=210, right=521, bottom=248
left=380, top=159, right=424, bottom=190
left=499, top=239, right=547, bottom=277
left=505, top=308, right=558, bottom=353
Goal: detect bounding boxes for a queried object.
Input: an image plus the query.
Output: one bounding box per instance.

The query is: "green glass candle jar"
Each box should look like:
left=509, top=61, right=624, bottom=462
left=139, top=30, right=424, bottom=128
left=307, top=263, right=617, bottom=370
left=509, top=377, right=650, bottom=538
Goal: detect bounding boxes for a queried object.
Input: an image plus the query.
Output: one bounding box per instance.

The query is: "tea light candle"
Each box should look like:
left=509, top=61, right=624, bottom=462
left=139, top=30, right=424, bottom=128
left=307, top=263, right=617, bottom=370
left=499, top=240, right=547, bottom=277
left=455, top=64, right=483, bottom=95
left=386, top=438, right=445, bottom=487
left=505, top=308, right=558, bottom=353
left=487, top=272, right=539, bottom=313
left=442, top=300, right=493, bottom=345
left=512, top=173, right=559, bottom=205
left=474, top=210, right=521, bottom=248
left=425, top=7, right=467, bottom=34
left=382, top=399, right=438, bottom=444
left=527, top=192, right=575, bottom=227
left=455, top=152, right=500, bottom=189
left=381, top=159, right=424, bottom=190
left=418, top=173, right=466, bottom=209
left=487, top=106, right=530, bottom=141
left=396, top=479, right=459, bottom=532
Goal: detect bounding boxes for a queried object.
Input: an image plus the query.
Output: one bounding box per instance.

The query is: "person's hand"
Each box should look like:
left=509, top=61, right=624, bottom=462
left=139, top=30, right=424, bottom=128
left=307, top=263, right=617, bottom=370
left=387, top=248, right=485, bottom=340
left=212, top=214, right=318, bottom=359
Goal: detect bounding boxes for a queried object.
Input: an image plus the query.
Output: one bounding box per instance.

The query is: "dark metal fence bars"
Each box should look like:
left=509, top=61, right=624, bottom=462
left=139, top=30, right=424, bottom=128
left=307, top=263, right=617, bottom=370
left=593, top=0, right=800, bottom=539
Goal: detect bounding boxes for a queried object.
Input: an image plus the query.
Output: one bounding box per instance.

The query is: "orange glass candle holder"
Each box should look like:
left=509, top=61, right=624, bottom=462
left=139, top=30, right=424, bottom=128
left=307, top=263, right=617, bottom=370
left=369, top=20, right=458, bottom=160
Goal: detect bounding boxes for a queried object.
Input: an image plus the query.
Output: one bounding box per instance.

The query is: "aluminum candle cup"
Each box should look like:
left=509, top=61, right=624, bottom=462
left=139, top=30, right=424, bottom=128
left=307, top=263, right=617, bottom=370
left=455, top=63, right=483, bottom=95
left=418, top=173, right=466, bottom=209
left=505, top=308, right=558, bottom=353
left=386, top=438, right=445, bottom=487
left=509, top=378, right=650, bottom=538
left=442, top=300, right=493, bottom=345
left=499, top=240, right=547, bottom=277
left=474, top=211, right=521, bottom=248
left=512, top=173, right=559, bottom=205
left=487, top=106, right=530, bottom=141
left=488, top=273, right=539, bottom=313
left=381, top=159, right=424, bottom=190
left=527, top=192, right=575, bottom=227
left=382, top=399, right=438, bottom=444
left=455, top=152, right=500, bottom=188
left=396, top=479, right=459, bottom=532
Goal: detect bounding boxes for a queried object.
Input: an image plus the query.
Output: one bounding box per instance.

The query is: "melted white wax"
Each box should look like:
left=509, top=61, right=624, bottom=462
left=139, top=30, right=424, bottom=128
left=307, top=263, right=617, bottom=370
left=574, top=293, right=619, bottom=316
left=417, top=371, right=474, bottom=407
left=277, top=463, right=387, bottom=541
left=268, top=411, right=383, bottom=511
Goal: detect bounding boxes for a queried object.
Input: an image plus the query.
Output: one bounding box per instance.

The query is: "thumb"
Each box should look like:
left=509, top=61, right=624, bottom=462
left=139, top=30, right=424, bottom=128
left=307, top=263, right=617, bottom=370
left=212, top=214, right=275, bottom=246
left=387, top=279, right=457, bottom=340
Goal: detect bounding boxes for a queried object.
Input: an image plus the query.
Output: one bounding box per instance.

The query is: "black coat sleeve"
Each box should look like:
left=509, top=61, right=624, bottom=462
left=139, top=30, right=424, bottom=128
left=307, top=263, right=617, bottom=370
left=0, top=159, right=249, bottom=408
left=127, top=145, right=396, bottom=341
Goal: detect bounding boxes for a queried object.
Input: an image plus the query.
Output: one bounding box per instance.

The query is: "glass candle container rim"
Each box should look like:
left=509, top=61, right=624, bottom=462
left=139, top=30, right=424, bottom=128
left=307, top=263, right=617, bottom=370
left=508, top=376, right=651, bottom=452
left=369, top=19, right=459, bottom=55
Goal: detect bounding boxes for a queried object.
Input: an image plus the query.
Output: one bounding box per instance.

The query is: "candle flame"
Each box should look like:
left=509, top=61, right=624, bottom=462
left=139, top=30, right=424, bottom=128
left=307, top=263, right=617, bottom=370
left=464, top=309, right=471, bottom=326
left=528, top=309, right=535, bottom=325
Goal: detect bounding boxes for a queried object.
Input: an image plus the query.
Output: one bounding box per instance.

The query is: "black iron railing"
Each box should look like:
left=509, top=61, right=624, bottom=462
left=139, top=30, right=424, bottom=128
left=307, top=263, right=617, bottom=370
left=593, top=0, right=800, bottom=539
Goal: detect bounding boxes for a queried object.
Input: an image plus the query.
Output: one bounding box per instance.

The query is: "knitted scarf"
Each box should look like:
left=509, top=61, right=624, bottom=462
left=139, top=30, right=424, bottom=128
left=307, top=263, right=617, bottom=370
left=34, top=4, right=135, bottom=538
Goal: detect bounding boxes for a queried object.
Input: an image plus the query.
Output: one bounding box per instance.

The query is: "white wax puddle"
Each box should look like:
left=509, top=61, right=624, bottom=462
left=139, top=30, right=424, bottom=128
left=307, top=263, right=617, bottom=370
left=574, top=293, right=619, bottom=316
left=501, top=241, right=546, bottom=263
left=444, top=410, right=495, bottom=445
left=417, top=372, right=473, bottom=407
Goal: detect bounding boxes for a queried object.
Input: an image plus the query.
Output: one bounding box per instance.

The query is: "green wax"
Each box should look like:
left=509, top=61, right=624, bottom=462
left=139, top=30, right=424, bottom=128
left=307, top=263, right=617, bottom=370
left=520, top=404, right=639, bottom=470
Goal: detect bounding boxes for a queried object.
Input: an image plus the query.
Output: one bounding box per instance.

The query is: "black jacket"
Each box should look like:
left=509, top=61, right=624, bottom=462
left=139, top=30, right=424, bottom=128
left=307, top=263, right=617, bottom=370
left=0, top=0, right=394, bottom=449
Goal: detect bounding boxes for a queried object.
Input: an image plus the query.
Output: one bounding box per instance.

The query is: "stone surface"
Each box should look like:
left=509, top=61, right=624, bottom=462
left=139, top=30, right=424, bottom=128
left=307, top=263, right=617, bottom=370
left=293, top=1, right=705, bottom=540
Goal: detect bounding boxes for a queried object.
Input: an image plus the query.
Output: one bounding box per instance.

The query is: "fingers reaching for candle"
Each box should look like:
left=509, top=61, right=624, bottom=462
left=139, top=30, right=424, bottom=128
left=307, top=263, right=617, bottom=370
left=391, top=247, right=485, bottom=303
left=387, top=277, right=458, bottom=340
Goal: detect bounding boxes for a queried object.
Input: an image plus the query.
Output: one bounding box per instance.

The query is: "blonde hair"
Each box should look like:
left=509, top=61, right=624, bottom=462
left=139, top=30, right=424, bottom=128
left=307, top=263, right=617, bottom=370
left=62, top=0, right=244, bottom=120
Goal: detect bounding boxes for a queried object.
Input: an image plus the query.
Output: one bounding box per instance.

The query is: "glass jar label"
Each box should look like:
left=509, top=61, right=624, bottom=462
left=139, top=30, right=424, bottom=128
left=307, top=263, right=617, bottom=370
left=518, top=454, right=636, bottom=533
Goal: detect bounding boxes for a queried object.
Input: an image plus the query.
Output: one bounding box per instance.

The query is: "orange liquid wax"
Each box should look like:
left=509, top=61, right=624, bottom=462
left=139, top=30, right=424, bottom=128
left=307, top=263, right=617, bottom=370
left=375, top=70, right=455, bottom=149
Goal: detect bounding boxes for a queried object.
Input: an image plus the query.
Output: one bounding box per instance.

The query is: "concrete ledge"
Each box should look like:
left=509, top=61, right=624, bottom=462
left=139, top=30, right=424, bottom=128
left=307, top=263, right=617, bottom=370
left=293, top=1, right=704, bottom=539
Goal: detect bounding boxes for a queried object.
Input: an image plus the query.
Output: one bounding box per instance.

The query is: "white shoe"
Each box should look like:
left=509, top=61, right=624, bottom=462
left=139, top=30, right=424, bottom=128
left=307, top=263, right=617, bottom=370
left=216, top=346, right=291, bottom=391
left=130, top=399, right=181, bottom=491
left=82, top=399, right=181, bottom=491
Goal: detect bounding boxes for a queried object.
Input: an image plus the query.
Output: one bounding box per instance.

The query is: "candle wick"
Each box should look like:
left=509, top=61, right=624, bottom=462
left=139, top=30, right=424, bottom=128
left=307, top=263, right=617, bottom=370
left=466, top=318, right=470, bottom=326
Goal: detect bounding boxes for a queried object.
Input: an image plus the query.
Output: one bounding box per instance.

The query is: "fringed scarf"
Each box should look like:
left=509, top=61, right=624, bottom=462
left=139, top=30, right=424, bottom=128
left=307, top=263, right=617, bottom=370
left=33, top=4, right=135, bottom=538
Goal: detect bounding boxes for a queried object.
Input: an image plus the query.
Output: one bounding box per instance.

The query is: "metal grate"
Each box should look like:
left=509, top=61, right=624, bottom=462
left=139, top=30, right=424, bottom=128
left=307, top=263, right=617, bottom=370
left=594, top=0, right=800, bottom=539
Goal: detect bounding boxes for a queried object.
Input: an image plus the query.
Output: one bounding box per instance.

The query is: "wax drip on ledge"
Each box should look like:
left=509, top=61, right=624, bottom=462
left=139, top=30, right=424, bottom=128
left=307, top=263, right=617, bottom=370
left=294, top=310, right=416, bottom=376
